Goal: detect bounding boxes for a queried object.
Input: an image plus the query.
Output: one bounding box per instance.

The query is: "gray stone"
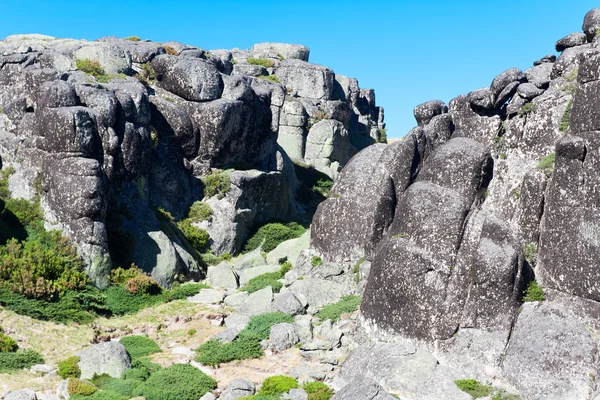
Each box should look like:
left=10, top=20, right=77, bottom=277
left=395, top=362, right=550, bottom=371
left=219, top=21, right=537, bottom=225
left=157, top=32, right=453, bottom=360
left=200, top=393, right=217, bottom=400
left=503, top=301, right=599, bottom=400
left=583, top=8, right=600, bottom=41
left=288, top=278, right=348, bottom=314
left=413, top=100, right=447, bottom=126
left=225, top=314, right=250, bottom=331
left=237, top=264, right=281, bottom=286
left=294, top=316, right=314, bottom=343
left=494, top=81, right=520, bottom=108
left=188, top=289, right=226, bottom=304
left=300, top=339, right=331, bottom=351
left=304, top=119, right=351, bottom=179
left=525, top=63, right=553, bottom=89
left=4, top=390, right=37, bottom=400
left=556, top=32, right=588, bottom=52
left=30, top=364, right=56, bottom=374
left=331, top=377, right=397, bottom=400
left=252, top=43, right=310, bottom=61
left=171, top=347, right=195, bottom=358
left=152, top=55, right=223, bottom=101
left=490, top=68, right=525, bottom=99
left=237, top=286, right=274, bottom=317
left=272, top=291, right=305, bottom=316
left=232, top=63, right=268, bottom=77
left=270, top=323, right=300, bottom=352
left=517, top=82, right=545, bottom=99
left=74, top=43, right=132, bottom=75
left=266, top=230, right=310, bottom=266
left=467, top=88, right=494, bottom=109
left=551, top=44, right=592, bottom=79
left=534, top=54, right=557, bottom=65
left=220, top=378, right=255, bottom=400
left=76, top=341, right=131, bottom=380
left=234, top=248, right=267, bottom=270
left=224, top=291, right=249, bottom=308
left=212, top=328, right=240, bottom=343
left=207, top=262, right=238, bottom=289
left=275, top=59, right=334, bottom=100
left=285, top=388, right=309, bottom=400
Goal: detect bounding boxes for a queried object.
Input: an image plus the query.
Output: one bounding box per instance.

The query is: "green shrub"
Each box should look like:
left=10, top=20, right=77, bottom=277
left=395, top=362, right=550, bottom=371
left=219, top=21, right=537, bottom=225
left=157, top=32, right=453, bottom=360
left=167, top=283, right=209, bottom=300
left=124, top=274, right=160, bottom=295
left=518, top=102, right=537, bottom=116
left=311, top=256, right=323, bottom=267
left=257, top=75, right=280, bottom=83
left=313, top=178, right=333, bottom=198
left=119, top=336, right=161, bottom=359
left=109, top=265, right=146, bottom=286
left=134, top=364, right=217, bottom=400
left=454, top=379, right=493, bottom=398
left=76, top=59, right=105, bottom=76
left=241, top=272, right=283, bottom=294
left=523, top=280, right=545, bottom=302
left=141, top=62, right=155, bottom=80
left=245, top=312, right=294, bottom=340
left=58, top=355, right=82, bottom=379
left=104, top=286, right=165, bottom=315
left=68, top=378, right=98, bottom=396
left=97, top=378, right=141, bottom=397
left=523, top=243, right=537, bottom=266
left=303, top=382, right=334, bottom=400
left=0, top=330, right=18, bottom=352
left=202, top=170, right=231, bottom=199
left=70, top=391, right=126, bottom=400
left=124, top=36, right=141, bottom=41
left=559, top=99, right=573, bottom=133
left=536, top=152, right=555, bottom=174
left=0, top=349, right=44, bottom=372
left=195, top=331, right=263, bottom=366
left=0, top=166, right=15, bottom=199
left=90, top=374, right=112, bottom=387
left=123, top=357, right=161, bottom=381
left=377, top=127, right=388, bottom=144
left=259, top=375, right=298, bottom=396
left=5, top=197, right=43, bottom=226
left=177, top=219, right=210, bottom=252
left=317, top=295, right=362, bottom=322
left=244, top=222, right=306, bottom=253
left=247, top=58, right=275, bottom=68
left=188, top=201, right=213, bottom=223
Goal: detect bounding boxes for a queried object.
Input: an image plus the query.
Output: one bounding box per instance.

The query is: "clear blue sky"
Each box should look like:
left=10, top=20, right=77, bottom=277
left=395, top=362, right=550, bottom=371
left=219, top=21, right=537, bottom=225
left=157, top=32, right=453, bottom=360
left=1, top=0, right=597, bottom=138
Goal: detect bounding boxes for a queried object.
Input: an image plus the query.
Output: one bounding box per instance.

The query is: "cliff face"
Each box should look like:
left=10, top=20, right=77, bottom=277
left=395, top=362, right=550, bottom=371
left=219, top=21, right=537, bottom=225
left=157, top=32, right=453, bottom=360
left=310, top=8, right=600, bottom=400
left=0, top=35, right=383, bottom=287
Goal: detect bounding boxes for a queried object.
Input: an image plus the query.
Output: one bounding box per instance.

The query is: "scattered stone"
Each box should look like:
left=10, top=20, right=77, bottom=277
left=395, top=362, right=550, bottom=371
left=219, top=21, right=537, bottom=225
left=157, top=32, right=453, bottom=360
left=272, top=291, right=306, bottom=316
left=188, top=289, right=226, bottom=304
left=237, top=286, right=274, bottom=317
left=555, top=32, right=588, bottom=52
left=224, top=292, right=249, bottom=308
left=237, top=264, right=281, bottom=286
left=207, top=262, right=238, bottom=289
left=331, top=377, right=397, bottom=400
left=225, top=314, right=250, bottom=331
left=212, top=328, right=240, bottom=343
left=220, top=378, right=256, bottom=400
left=76, top=341, right=131, bottom=380
left=234, top=249, right=267, bottom=270
left=4, top=390, right=37, bottom=400
left=270, top=323, right=300, bottom=352
left=171, top=347, right=195, bottom=358
left=266, top=230, right=310, bottom=266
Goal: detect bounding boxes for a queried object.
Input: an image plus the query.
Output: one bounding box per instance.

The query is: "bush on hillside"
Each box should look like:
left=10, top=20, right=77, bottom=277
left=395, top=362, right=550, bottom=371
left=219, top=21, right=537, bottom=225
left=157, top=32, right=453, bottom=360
left=177, top=219, right=210, bottom=252
left=0, top=349, right=44, bottom=372
left=119, top=336, right=161, bottom=359
left=244, top=312, right=294, bottom=340
left=195, top=331, right=264, bottom=366
left=316, top=295, right=362, bottom=322
left=76, top=59, right=105, bottom=77
left=258, top=375, right=298, bottom=396
left=244, top=222, right=306, bottom=253
left=247, top=58, right=275, bottom=68
left=202, top=170, right=231, bottom=199
left=187, top=201, right=213, bottom=223
left=303, top=381, right=334, bottom=400
left=97, top=378, right=141, bottom=398
left=133, top=364, right=217, bottom=400
left=70, top=391, right=127, bottom=400
left=0, top=329, right=18, bottom=352
left=58, top=355, right=81, bottom=379
left=68, top=378, right=98, bottom=396
left=240, top=262, right=291, bottom=294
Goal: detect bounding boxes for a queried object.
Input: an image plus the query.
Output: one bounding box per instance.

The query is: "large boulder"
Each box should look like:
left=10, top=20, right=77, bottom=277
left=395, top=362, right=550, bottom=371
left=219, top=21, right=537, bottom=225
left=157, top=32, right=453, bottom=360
left=304, top=119, right=351, bottom=179
left=413, top=100, right=447, bottom=126
left=331, top=378, right=397, bottom=400
left=555, top=32, right=588, bottom=52
left=74, top=43, right=132, bottom=74
left=275, top=59, right=334, bottom=100
left=4, top=390, right=37, bottom=400
left=251, top=42, right=310, bottom=61
left=583, top=8, right=600, bottom=41
left=152, top=55, right=223, bottom=101
left=76, top=341, right=131, bottom=380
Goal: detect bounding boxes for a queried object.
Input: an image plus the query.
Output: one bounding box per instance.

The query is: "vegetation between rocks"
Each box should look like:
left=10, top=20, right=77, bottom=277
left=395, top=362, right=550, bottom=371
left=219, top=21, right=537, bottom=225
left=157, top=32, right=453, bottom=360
left=0, top=328, right=18, bottom=352
left=559, top=99, right=573, bottom=133
left=0, top=349, right=44, bottom=372
left=454, top=379, right=494, bottom=398
left=58, top=355, right=81, bottom=379
left=258, top=74, right=280, bottom=83
left=518, top=102, right=537, bottom=116
left=303, top=381, right=334, bottom=400
left=240, top=262, right=292, bottom=293
left=247, top=57, right=276, bottom=68
left=536, top=152, right=555, bottom=174
left=119, top=335, right=161, bottom=359
left=316, top=295, right=361, bottom=322
left=244, top=221, right=307, bottom=253
left=258, top=375, right=299, bottom=395
left=523, top=280, right=545, bottom=302
left=75, top=59, right=126, bottom=83
left=202, top=169, right=232, bottom=199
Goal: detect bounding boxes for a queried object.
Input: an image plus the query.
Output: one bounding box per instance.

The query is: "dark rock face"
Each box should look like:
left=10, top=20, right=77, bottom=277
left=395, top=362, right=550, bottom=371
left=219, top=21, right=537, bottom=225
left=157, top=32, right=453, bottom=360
left=413, top=100, right=447, bottom=126
left=555, top=32, right=588, bottom=52
left=583, top=8, right=600, bottom=41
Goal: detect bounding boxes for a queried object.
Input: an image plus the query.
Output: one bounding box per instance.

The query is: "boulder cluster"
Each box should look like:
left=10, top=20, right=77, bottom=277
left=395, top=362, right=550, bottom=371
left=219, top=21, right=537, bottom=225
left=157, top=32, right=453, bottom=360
left=0, top=35, right=382, bottom=287
left=309, top=7, right=600, bottom=400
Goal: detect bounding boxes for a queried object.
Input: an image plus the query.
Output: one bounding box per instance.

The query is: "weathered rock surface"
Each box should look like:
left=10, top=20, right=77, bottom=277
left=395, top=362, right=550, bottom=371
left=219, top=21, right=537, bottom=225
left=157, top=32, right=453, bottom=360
left=76, top=341, right=131, bottom=380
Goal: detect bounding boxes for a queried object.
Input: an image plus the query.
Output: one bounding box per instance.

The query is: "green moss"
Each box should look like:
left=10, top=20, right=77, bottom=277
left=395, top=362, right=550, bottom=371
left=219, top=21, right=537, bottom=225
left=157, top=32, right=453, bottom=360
left=258, top=375, right=298, bottom=396
left=134, top=364, right=217, bottom=400
left=58, top=355, right=81, bottom=379
left=119, top=336, right=161, bottom=359
left=76, top=59, right=105, bottom=76
left=536, top=152, right=555, bottom=174
left=311, top=256, right=323, bottom=267
left=392, top=233, right=409, bottom=239
left=0, top=349, right=44, bottom=372
left=523, top=280, right=545, bottom=302
left=257, top=75, right=280, bottom=83
left=316, top=295, right=362, bottom=322
left=518, top=102, right=537, bottom=116
left=247, top=58, right=276, bottom=68
left=202, top=170, right=231, bottom=199
left=244, top=222, right=306, bottom=253
left=559, top=99, right=573, bottom=133
left=303, top=381, right=334, bottom=400
left=187, top=201, right=213, bottom=223
left=454, top=379, right=494, bottom=398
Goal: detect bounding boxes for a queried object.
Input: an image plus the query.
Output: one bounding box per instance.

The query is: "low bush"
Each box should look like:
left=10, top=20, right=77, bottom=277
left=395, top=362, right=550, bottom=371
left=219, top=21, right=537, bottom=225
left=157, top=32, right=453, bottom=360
left=518, top=102, right=537, bottom=116
left=317, top=295, right=362, bottom=322
left=202, top=170, right=231, bottom=199
left=303, top=381, right=334, bottom=400
left=536, top=152, right=555, bottom=174
left=0, top=329, right=18, bottom=352
left=177, top=219, right=210, bottom=252
left=68, top=378, right=98, bottom=396
left=124, top=36, right=141, bottom=41
left=245, top=312, right=294, bottom=340
left=257, top=75, right=280, bottom=83
left=58, top=355, right=81, bottom=379
left=76, top=59, right=105, bottom=76
left=195, top=331, right=263, bottom=366
left=244, top=222, right=306, bottom=253
left=523, top=280, right=545, bottom=302
left=311, top=256, right=323, bottom=267
left=119, top=336, right=161, bottom=359
left=97, top=378, right=141, bottom=398
left=0, top=349, right=44, bottom=372
left=240, top=263, right=291, bottom=294
left=167, top=283, right=209, bottom=300
left=71, top=391, right=126, bottom=400
left=141, top=62, right=155, bottom=80
left=454, top=379, right=493, bottom=398
left=123, top=357, right=161, bottom=381
left=124, top=274, right=160, bottom=295
left=187, top=201, right=213, bottom=223
left=134, top=364, right=217, bottom=400
left=163, top=45, right=178, bottom=56
left=313, top=178, right=333, bottom=198
left=104, top=286, right=165, bottom=315
left=377, top=127, right=388, bottom=144
left=247, top=58, right=275, bottom=68
left=258, top=375, right=298, bottom=396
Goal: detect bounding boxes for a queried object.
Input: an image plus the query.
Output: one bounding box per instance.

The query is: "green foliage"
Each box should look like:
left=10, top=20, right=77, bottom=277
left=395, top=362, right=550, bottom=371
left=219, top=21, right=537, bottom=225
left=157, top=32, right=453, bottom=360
left=141, top=62, right=155, bottom=80
left=0, top=349, right=44, bottom=372
left=240, top=263, right=291, bottom=294
left=316, top=295, right=362, bottom=322
left=523, top=280, right=545, bottom=302
left=563, top=69, right=579, bottom=95
left=167, top=283, right=209, bottom=300
left=104, top=286, right=165, bottom=315
left=70, top=391, right=126, bottom=400
left=123, top=357, right=162, bottom=381
left=177, top=219, right=210, bottom=252
left=352, top=257, right=365, bottom=284
left=68, top=378, right=98, bottom=396
left=134, top=363, right=217, bottom=400
left=124, top=36, right=141, bottom=41
left=187, top=201, right=213, bottom=223
left=5, top=197, right=43, bottom=226
left=0, top=330, right=18, bottom=352
left=76, top=59, right=105, bottom=76
left=202, top=170, right=231, bottom=199
left=119, top=336, right=161, bottom=359
left=244, top=312, right=294, bottom=340
left=523, top=243, right=537, bottom=266
left=559, top=99, right=573, bottom=133
left=512, top=189, right=520, bottom=200
left=491, top=390, right=521, bottom=400
left=257, top=74, right=280, bottom=83
left=311, top=256, right=323, bottom=267
left=536, top=152, right=555, bottom=174
left=518, top=102, right=537, bottom=116
left=195, top=332, right=263, bottom=366
left=247, top=58, right=275, bottom=68
left=303, top=381, right=334, bottom=400
left=97, top=378, right=140, bottom=398
left=258, top=375, right=299, bottom=396
left=392, top=233, right=409, bottom=239
left=244, top=222, right=306, bottom=253
left=454, top=379, right=493, bottom=399
left=377, top=127, right=388, bottom=143
left=187, top=329, right=197, bottom=336
left=58, top=356, right=82, bottom=379
left=0, top=166, right=14, bottom=199
left=313, top=110, right=330, bottom=124
left=313, top=178, right=333, bottom=198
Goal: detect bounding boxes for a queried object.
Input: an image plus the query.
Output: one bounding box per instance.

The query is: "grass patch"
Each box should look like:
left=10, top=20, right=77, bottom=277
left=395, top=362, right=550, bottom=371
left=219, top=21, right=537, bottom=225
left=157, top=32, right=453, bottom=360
left=240, top=262, right=291, bottom=294
left=119, top=336, right=161, bottom=359
left=536, top=152, right=555, bottom=174
left=124, top=36, right=141, bottom=42
left=163, top=45, right=178, bottom=56
left=353, top=257, right=365, bottom=284
left=303, top=381, right=334, bottom=400
left=316, top=295, right=362, bottom=322
left=244, top=222, right=306, bottom=253
left=523, top=243, right=537, bottom=266
left=523, top=280, right=545, bottom=302
left=75, top=59, right=126, bottom=83
left=187, top=201, right=212, bottom=223
left=311, top=256, right=323, bottom=267
left=518, top=102, right=537, bottom=116
left=392, top=232, right=409, bottom=239
left=257, top=75, right=280, bottom=83
left=247, top=58, right=275, bottom=68
left=0, top=349, right=44, bottom=372
left=202, top=170, right=231, bottom=200
left=258, top=375, right=298, bottom=396
left=559, top=99, right=573, bottom=133
left=454, top=379, right=494, bottom=399
left=134, top=364, right=216, bottom=400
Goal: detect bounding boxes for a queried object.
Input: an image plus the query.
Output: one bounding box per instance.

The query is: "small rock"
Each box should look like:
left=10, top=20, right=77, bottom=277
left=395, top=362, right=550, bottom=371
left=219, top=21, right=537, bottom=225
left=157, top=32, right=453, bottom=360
left=225, top=314, right=250, bottom=331
left=234, top=248, right=267, bottom=270
left=517, top=82, right=545, bottom=99
left=270, top=323, right=300, bottom=352
left=188, top=289, right=226, bottom=304
left=413, top=100, right=447, bottom=126
left=76, top=341, right=131, bottom=380
left=220, top=378, right=255, bottom=400
left=294, top=316, right=314, bottom=343
left=171, top=347, right=195, bottom=358
left=212, top=328, right=240, bottom=343
left=237, top=286, right=274, bottom=317
left=4, top=389, right=37, bottom=400
left=30, top=364, right=56, bottom=375
left=207, top=262, right=239, bottom=289
left=224, top=292, right=249, bottom=308
left=272, top=291, right=306, bottom=316
left=301, top=339, right=331, bottom=351
left=238, top=264, right=281, bottom=286
left=285, top=388, right=309, bottom=400
left=331, top=377, right=396, bottom=400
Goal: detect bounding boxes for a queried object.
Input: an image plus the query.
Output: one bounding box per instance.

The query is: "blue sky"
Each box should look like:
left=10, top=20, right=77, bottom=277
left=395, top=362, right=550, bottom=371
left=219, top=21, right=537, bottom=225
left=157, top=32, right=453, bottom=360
left=1, top=0, right=597, bottom=138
